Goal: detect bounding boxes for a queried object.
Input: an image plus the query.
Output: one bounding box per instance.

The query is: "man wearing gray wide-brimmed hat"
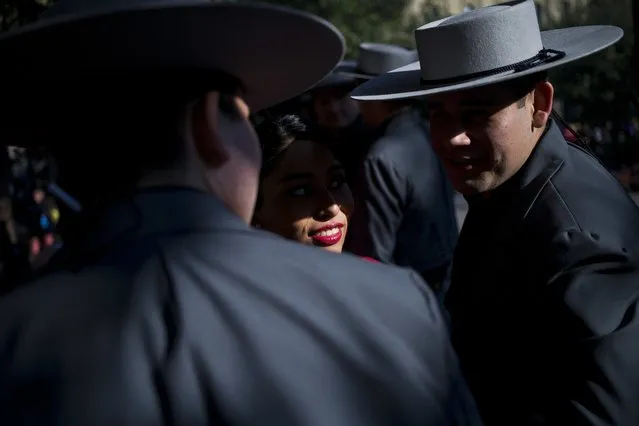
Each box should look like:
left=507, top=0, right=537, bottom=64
left=308, top=59, right=361, bottom=130
left=0, top=0, right=483, bottom=425
left=301, top=59, right=374, bottom=188
left=353, top=0, right=639, bottom=424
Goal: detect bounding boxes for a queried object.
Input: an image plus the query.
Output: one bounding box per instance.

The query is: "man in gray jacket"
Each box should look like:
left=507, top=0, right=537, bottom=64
left=0, top=0, right=481, bottom=425
left=344, top=43, right=459, bottom=293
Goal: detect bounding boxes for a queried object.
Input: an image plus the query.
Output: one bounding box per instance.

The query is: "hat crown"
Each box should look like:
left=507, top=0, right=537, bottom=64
left=357, top=42, right=417, bottom=76
left=415, top=0, right=543, bottom=82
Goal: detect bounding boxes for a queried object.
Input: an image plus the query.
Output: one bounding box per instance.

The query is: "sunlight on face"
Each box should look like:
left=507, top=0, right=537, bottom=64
left=426, top=84, right=538, bottom=195
left=254, top=139, right=354, bottom=253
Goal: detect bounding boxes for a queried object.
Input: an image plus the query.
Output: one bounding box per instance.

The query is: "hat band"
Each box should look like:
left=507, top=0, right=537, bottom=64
left=419, top=48, right=566, bottom=86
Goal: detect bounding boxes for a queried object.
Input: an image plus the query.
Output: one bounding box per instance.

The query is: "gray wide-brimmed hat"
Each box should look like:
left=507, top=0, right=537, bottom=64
left=0, top=0, right=345, bottom=112
left=351, top=0, right=623, bottom=101
left=339, top=42, right=418, bottom=80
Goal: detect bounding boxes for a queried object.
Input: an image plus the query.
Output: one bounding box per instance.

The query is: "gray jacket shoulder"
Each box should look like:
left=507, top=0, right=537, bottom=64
left=367, top=110, right=435, bottom=167
left=0, top=231, right=470, bottom=425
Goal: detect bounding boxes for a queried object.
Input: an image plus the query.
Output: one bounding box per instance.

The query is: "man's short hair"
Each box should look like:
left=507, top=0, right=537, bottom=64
left=502, top=71, right=549, bottom=106
left=49, top=70, right=244, bottom=204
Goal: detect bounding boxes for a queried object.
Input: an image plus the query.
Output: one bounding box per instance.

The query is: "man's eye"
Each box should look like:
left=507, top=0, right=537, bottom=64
left=461, top=110, right=491, bottom=124
left=329, top=176, right=346, bottom=189
left=428, top=110, right=447, bottom=120
left=464, top=110, right=490, bottom=119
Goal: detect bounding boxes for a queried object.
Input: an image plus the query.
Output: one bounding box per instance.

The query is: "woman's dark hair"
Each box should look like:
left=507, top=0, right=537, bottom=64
left=255, top=114, right=330, bottom=180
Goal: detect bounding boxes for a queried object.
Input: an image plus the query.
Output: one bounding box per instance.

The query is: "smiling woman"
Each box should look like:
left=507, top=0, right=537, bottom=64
left=252, top=115, right=355, bottom=253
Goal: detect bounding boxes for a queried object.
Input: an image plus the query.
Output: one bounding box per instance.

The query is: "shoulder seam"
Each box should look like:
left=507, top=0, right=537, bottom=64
left=548, top=180, right=582, bottom=231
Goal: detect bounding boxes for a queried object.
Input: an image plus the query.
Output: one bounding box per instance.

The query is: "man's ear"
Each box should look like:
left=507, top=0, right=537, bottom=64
left=532, top=81, right=554, bottom=129
left=191, top=91, right=230, bottom=167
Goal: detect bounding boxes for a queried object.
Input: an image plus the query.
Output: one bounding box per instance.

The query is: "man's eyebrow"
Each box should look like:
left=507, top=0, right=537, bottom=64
left=427, top=98, right=506, bottom=110
left=280, top=172, right=313, bottom=182
left=459, top=98, right=502, bottom=107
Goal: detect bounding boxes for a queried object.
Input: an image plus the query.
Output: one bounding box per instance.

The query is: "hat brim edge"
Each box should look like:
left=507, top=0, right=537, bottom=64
left=351, top=25, right=623, bottom=101
left=0, top=2, right=346, bottom=114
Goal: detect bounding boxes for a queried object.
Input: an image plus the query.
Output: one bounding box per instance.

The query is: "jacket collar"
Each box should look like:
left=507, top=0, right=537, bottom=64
left=53, top=187, right=251, bottom=266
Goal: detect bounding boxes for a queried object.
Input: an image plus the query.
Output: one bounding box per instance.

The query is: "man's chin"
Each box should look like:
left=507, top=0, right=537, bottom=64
left=453, top=177, right=492, bottom=196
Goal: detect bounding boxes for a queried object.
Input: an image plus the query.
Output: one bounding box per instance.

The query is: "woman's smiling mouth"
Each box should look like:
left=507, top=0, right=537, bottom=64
left=310, top=223, right=344, bottom=246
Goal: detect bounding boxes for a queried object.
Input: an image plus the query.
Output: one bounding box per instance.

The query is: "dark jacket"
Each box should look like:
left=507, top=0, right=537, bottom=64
left=446, top=120, right=639, bottom=425
left=346, top=108, right=458, bottom=284
left=320, top=115, right=376, bottom=190
left=0, top=188, right=481, bottom=426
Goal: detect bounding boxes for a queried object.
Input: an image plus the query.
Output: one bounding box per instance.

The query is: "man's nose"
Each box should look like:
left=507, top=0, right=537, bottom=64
left=449, top=131, right=472, bottom=147
left=326, top=100, right=341, bottom=114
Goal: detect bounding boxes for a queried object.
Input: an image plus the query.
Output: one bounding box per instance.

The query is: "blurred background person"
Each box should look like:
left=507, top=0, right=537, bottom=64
left=344, top=42, right=459, bottom=295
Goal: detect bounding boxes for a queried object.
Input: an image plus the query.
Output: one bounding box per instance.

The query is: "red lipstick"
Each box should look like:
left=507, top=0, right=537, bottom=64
left=310, top=223, right=344, bottom=247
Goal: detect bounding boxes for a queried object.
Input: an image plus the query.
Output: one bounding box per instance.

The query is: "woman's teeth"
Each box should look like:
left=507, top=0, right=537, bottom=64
left=317, top=228, right=339, bottom=237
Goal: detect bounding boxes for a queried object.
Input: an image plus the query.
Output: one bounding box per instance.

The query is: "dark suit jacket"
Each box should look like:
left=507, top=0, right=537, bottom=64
left=446, top=120, right=639, bottom=425
left=346, top=109, right=458, bottom=278
left=0, top=188, right=482, bottom=426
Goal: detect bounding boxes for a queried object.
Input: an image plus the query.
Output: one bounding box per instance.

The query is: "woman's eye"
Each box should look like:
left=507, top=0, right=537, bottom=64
left=288, top=186, right=310, bottom=197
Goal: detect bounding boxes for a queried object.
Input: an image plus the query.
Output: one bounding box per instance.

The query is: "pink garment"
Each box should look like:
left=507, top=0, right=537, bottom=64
left=562, top=127, right=577, bottom=142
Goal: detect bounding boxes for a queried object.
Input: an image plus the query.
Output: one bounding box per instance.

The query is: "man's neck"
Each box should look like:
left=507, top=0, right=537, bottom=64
left=371, top=105, right=409, bottom=128
left=136, top=167, right=208, bottom=193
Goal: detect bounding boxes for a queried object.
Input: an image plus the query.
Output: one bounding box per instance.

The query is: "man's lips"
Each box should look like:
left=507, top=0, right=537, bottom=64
left=444, top=155, right=487, bottom=171
left=310, top=223, right=345, bottom=247
left=446, top=154, right=481, bottom=163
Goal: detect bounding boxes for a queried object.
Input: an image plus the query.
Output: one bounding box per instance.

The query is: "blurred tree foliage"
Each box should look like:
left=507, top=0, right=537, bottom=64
left=542, top=0, right=636, bottom=126
left=252, top=0, right=448, bottom=57
left=0, top=0, right=449, bottom=56
left=0, top=0, right=48, bottom=31
left=0, top=0, right=636, bottom=128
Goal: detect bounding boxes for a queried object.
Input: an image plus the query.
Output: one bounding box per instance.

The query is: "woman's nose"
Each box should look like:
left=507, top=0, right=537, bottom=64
left=316, top=193, right=340, bottom=219
left=323, top=203, right=340, bottom=217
